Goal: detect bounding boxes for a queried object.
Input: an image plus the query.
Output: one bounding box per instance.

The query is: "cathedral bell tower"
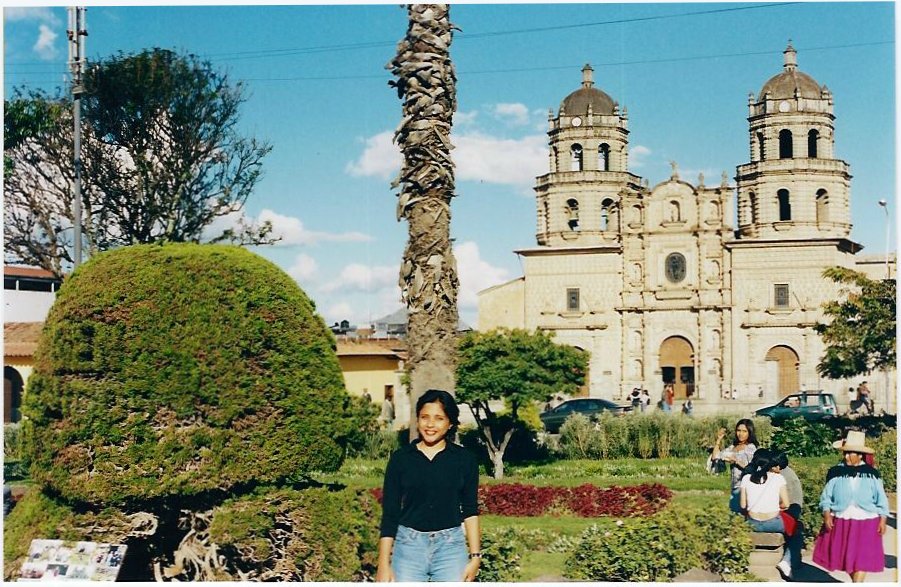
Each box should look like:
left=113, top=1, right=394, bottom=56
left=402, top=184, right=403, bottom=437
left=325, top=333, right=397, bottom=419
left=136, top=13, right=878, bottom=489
left=735, top=43, right=852, bottom=240
left=535, top=64, right=643, bottom=246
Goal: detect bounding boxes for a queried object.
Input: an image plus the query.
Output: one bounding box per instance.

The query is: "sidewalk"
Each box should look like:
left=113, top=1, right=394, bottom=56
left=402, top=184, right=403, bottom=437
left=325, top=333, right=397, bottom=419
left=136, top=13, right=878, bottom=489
left=755, top=513, right=898, bottom=583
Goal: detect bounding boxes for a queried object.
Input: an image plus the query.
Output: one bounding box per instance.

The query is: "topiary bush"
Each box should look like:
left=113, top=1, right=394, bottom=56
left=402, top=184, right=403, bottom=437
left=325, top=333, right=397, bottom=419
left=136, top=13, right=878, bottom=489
left=208, top=486, right=380, bottom=581
left=22, top=243, right=351, bottom=507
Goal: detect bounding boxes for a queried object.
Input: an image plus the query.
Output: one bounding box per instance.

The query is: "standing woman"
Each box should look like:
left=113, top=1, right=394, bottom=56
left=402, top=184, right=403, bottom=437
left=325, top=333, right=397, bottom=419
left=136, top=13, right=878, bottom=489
left=713, top=418, right=758, bottom=513
left=813, top=431, right=889, bottom=583
left=376, top=389, right=481, bottom=582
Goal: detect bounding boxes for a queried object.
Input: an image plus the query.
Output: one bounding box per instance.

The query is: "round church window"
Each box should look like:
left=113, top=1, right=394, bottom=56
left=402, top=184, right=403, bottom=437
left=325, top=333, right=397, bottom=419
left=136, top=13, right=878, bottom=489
left=665, top=252, right=686, bottom=283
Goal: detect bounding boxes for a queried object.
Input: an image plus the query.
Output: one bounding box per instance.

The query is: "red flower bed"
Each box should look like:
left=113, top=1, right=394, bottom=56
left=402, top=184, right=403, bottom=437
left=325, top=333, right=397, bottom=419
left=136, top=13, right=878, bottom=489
left=369, top=483, right=671, bottom=518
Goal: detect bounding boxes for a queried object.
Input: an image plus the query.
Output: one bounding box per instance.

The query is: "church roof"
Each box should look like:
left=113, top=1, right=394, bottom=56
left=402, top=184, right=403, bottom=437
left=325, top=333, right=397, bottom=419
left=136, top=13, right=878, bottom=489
left=560, top=64, right=616, bottom=116
left=758, top=43, right=822, bottom=101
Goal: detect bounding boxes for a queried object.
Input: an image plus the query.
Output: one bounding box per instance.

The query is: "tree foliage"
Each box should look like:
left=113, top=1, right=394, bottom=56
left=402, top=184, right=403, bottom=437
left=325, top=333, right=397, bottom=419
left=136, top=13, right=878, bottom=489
left=4, top=48, right=274, bottom=278
left=455, top=328, right=588, bottom=478
left=814, top=267, right=896, bottom=379
left=23, top=243, right=351, bottom=507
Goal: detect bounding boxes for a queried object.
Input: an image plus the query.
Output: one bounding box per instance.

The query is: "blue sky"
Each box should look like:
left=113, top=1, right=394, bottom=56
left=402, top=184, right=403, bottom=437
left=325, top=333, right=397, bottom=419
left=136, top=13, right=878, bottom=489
left=3, top=1, right=896, bottom=328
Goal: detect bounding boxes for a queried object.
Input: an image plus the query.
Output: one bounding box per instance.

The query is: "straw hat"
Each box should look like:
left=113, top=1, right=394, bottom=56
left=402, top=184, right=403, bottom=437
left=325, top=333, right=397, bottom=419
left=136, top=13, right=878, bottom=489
left=832, top=430, right=875, bottom=454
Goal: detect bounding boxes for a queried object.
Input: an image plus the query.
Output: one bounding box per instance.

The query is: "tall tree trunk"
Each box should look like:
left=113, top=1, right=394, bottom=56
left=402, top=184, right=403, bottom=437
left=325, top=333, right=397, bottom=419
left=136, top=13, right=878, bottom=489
left=388, top=4, right=459, bottom=440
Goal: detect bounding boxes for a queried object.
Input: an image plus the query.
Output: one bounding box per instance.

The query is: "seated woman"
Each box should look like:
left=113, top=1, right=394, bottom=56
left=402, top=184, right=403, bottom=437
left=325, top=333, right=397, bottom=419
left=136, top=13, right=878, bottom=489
left=740, top=449, right=797, bottom=580
left=713, top=418, right=758, bottom=513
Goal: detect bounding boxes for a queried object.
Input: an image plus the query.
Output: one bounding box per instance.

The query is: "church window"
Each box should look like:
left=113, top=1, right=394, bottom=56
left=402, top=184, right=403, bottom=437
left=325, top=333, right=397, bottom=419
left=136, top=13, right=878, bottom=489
left=778, top=189, right=791, bottom=221
left=665, top=252, right=687, bottom=284
left=808, top=129, right=819, bottom=158
left=601, top=198, right=616, bottom=230
left=779, top=129, right=793, bottom=159
left=566, top=288, right=581, bottom=312
left=551, top=147, right=558, bottom=172
left=598, top=143, right=610, bottom=171
left=749, top=192, right=758, bottom=224
left=774, top=283, right=790, bottom=308
left=566, top=199, right=580, bottom=230
left=571, top=144, right=583, bottom=171
left=756, top=132, right=765, bottom=161
left=816, top=189, right=829, bottom=225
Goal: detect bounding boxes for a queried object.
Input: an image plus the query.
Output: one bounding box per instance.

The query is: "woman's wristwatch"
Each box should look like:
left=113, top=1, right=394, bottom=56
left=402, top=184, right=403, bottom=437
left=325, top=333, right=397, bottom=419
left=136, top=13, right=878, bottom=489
left=468, top=552, right=481, bottom=559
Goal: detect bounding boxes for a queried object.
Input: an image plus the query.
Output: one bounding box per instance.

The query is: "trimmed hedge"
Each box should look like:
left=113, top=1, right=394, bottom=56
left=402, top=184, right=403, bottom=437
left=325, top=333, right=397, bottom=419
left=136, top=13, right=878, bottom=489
left=554, top=412, right=774, bottom=459
left=565, top=501, right=754, bottom=582
left=22, top=243, right=352, bottom=507
left=209, top=486, right=380, bottom=581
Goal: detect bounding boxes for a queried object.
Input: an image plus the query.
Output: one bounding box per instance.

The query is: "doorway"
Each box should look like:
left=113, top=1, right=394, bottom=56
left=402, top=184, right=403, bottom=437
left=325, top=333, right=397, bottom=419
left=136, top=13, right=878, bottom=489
left=764, top=345, right=799, bottom=398
left=659, top=336, right=695, bottom=399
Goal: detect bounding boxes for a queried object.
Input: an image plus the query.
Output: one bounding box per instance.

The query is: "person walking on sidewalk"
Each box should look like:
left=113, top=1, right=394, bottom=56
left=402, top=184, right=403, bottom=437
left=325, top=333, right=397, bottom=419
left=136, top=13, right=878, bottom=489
left=812, top=430, right=890, bottom=583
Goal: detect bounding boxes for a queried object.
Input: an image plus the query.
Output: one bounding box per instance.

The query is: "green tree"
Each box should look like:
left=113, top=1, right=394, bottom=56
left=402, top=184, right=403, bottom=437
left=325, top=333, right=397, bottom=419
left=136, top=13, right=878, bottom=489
left=4, top=48, right=273, bottom=278
left=14, top=243, right=354, bottom=580
left=456, top=328, right=588, bottom=478
left=814, top=267, right=896, bottom=378
left=387, top=5, right=460, bottom=438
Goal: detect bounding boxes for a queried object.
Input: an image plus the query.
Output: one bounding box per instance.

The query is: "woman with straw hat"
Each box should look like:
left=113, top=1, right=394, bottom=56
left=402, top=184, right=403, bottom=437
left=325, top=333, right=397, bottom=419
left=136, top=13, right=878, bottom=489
left=812, top=430, right=890, bottom=583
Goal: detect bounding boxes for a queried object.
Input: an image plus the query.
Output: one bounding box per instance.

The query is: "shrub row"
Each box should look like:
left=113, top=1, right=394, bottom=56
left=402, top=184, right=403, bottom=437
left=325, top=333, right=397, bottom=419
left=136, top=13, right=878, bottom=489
left=565, top=501, right=754, bottom=582
left=371, top=482, right=672, bottom=518
left=552, top=412, right=774, bottom=460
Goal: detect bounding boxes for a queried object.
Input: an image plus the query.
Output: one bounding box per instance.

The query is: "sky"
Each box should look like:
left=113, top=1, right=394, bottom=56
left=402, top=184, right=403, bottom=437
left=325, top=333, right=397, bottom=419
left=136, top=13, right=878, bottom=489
left=2, top=1, right=897, bottom=329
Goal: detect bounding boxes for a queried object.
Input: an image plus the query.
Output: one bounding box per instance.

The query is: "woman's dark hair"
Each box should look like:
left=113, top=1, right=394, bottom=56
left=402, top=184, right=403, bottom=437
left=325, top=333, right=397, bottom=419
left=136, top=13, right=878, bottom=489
left=733, top=418, right=758, bottom=446
left=748, top=448, right=776, bottom=484
left=773, top=450, right=789, bottom=470
left=416, top=389, right=461, bottom=441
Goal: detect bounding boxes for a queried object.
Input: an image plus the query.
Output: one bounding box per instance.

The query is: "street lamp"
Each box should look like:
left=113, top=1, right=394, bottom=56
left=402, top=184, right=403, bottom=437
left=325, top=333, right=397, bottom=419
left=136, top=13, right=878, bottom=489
left=877, top=199, right=890, bottom=279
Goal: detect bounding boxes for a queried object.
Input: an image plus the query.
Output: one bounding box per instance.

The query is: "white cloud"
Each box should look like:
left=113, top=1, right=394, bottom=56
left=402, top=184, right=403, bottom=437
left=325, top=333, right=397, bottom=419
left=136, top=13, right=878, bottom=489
left=454, top=132, right=547, bottom=187
left=287, top=253, right=318, bottom=284
left=320, top=263, right=397, bottom=294
left=322, top=302, right=354, bottom=325
left=631, top=145, right=651, bottom=168
left=200, top=208, right=372, bottom=246
left=454, top=110, right=479, bottom=126
left=453, top=241, right=511, bottom=309
left=5, top=8, right=60, bottom=24
left=345, top=131, right=399, bottom=180
left=493, top=103, right=530, bottom=126
left=33, top=24, right=58, bottom=60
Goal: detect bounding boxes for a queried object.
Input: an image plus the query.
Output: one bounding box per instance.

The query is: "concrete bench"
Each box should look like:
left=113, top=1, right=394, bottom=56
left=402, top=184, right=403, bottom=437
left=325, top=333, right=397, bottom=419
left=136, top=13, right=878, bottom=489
left=749, top=531, right=785, bottom=568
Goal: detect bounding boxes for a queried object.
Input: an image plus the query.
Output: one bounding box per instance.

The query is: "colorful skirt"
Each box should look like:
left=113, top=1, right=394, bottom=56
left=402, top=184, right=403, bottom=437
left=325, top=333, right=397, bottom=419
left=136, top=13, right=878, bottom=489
left=812, top=516, right=885, bottom=573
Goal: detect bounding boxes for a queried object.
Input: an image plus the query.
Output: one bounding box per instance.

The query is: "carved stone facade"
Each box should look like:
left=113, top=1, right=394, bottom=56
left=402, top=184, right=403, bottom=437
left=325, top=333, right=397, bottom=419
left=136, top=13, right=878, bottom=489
left=478, top=46, right=896, bottom=412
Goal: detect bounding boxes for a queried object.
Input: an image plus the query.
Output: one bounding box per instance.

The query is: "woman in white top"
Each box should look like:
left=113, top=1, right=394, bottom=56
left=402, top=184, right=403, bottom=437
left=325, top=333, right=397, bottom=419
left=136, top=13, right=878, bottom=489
left=740, top=449, right=794, bottom=578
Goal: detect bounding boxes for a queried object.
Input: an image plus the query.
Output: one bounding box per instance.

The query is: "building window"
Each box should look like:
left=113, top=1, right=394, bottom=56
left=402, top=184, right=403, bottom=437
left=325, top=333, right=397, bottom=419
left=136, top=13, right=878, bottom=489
left=566, top=288, right=580, bottom=312
left=601, top=198, right=616, bottom=231
left=570, top=144, right=583, bottom=171
left=778, top=189, right=791, bottom=221
left=749, top=192, right=758, bottom=224
left=565, top=198, right=580, bottom=230
left=665, top=252, right=687, bottom=284
left=779, top=129, right=793, bottom=159
left=808, top=129, right=819, bottom=158
left=598, top=143, right=610, bottom=171
left=774, top=283, right=790, bottom=308
left=756, top=132, right=766, bottom=161
left=816, top=189, right=829, bottom=225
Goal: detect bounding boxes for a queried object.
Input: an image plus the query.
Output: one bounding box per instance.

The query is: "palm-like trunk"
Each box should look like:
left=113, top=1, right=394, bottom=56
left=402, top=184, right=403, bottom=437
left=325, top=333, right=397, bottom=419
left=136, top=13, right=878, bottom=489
left=387, top=4, right=459, bottom=439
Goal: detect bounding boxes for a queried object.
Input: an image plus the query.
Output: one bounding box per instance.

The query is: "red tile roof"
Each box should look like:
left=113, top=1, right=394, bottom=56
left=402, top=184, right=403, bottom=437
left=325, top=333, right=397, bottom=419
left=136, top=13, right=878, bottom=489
left=4, top=265, right=58, bottom=279
left=3, top=322, right=45, bottom=357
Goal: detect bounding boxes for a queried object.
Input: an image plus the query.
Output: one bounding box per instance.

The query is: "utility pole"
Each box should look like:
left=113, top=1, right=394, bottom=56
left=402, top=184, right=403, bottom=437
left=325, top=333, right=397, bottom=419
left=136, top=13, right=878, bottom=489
left=67, top=6, right=87, bottom=267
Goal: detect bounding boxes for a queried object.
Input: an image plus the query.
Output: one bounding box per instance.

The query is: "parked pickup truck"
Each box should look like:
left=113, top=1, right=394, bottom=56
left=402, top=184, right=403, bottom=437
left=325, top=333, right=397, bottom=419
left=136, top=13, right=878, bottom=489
left=754, top=391, right=837, bottom=423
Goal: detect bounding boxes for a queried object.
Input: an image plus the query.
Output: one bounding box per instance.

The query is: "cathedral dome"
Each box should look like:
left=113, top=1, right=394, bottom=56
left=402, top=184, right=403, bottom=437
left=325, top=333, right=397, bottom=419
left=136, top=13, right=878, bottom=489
left=560, top=64, right=616, bottom=116
left=758, top=43, right=822, bottom=101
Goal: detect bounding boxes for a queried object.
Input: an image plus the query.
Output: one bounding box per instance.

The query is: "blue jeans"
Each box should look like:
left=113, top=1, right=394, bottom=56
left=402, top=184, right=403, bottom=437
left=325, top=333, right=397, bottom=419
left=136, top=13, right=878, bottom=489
left=392, top=524, right=469, bottom=582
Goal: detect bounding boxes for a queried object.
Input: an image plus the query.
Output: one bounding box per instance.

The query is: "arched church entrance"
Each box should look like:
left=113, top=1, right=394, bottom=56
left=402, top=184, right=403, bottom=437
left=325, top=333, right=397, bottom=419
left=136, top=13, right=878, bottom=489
left=659, top=336, right=695, bottom=399
left=4, top=366, right=23, bottom=423
left=764, top=345, right=799, bottom=398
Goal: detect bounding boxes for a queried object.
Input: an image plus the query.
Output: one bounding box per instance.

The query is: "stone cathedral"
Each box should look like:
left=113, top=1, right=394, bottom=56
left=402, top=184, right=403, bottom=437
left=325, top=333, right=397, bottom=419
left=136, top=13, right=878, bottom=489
left=478, top=44, right=895, bottom=411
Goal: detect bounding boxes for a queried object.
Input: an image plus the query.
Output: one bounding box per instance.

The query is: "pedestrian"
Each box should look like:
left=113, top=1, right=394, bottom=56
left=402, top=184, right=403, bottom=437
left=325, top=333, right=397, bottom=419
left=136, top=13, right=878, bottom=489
left=739, top=449, right=795, bottom=579
left=379, top=394, right=395, bottom=429
left=660, top=383, right=674, bottom=413
left=772, top=450, right=804, bottom=578
left=681, top=398, right=694, bottom=416
left=856, top=381, right=874, bottom=415
left=629, top=387, right=641, bottom=410
left=712, top=419, right=758, bottom=513
left=640, top=389, right=651, bottom=412
left=362, top=388, right=372, bottom=403
left=376, top=389, right=481, bottom=582
left=812, top=430, right=889, bottom=583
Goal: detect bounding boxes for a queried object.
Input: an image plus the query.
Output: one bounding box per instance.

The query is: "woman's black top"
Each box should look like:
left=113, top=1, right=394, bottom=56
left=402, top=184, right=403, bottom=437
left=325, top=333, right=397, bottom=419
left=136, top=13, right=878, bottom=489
left=379, top=440, right=479, bottom=538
